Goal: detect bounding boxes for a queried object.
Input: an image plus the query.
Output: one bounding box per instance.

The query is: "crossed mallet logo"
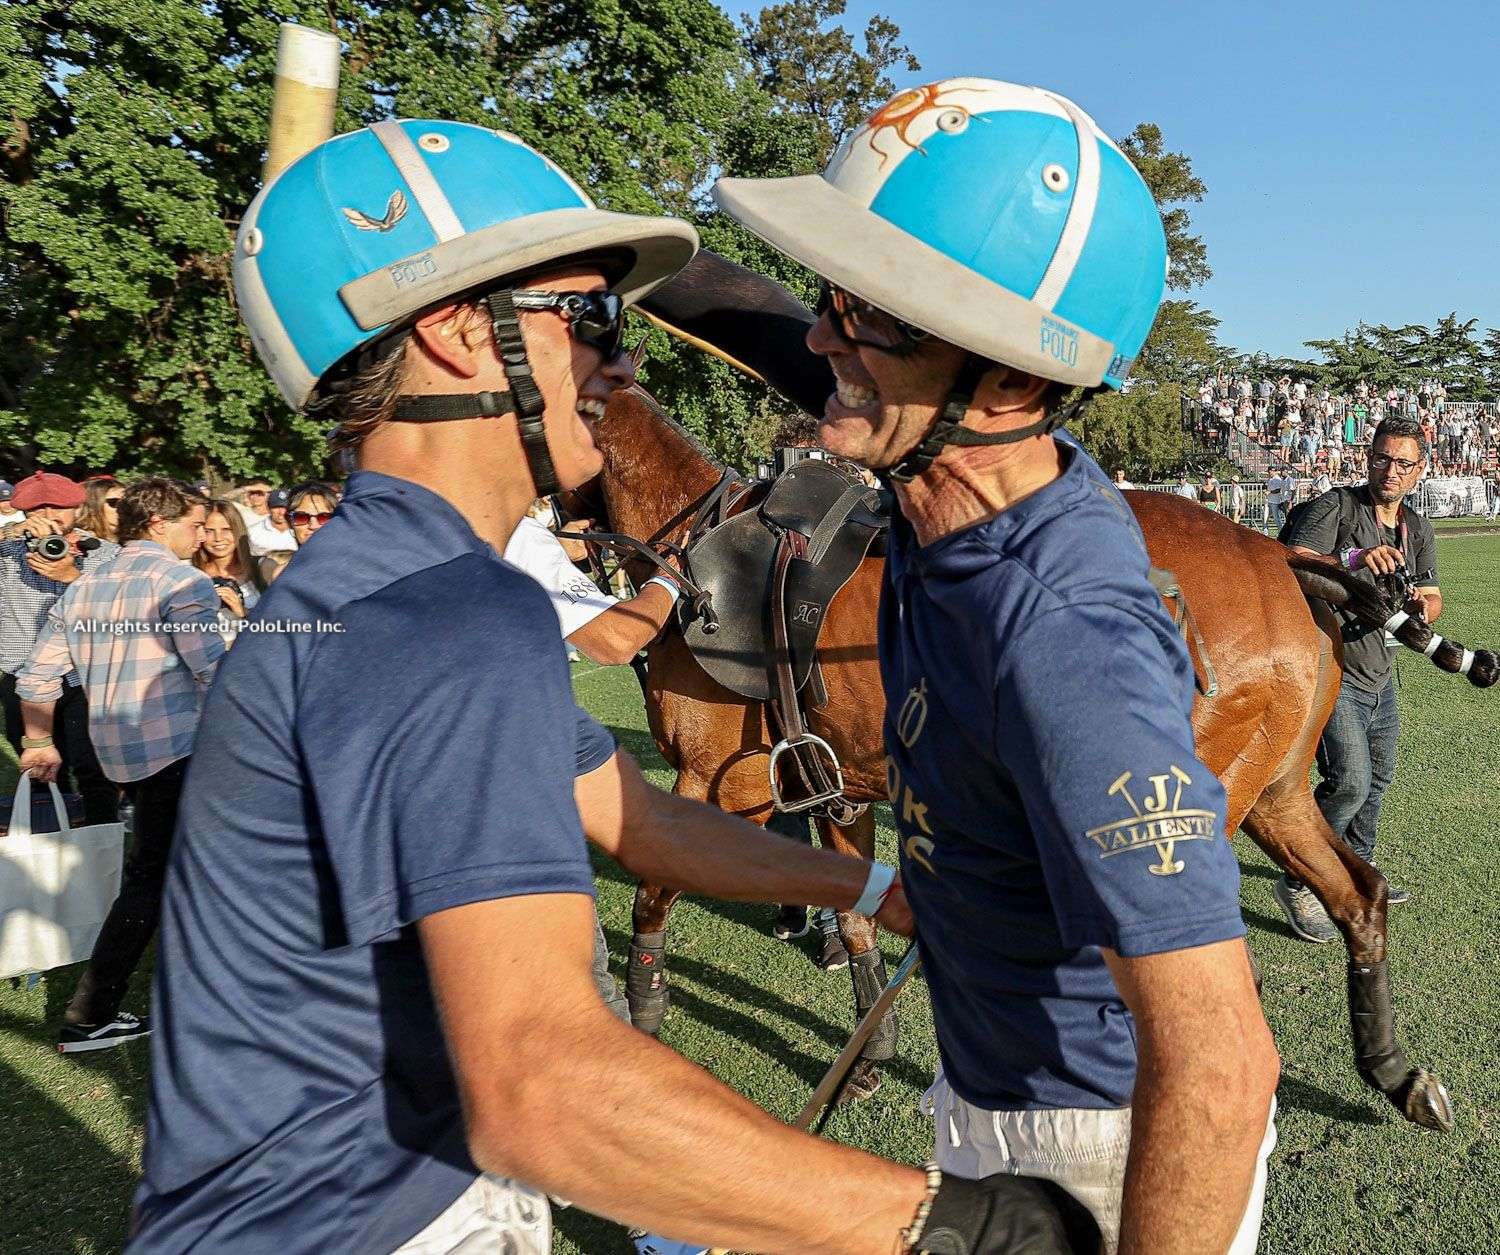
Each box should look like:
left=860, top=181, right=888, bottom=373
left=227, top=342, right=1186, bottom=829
left=1101, top=765, right=1202, bottom=876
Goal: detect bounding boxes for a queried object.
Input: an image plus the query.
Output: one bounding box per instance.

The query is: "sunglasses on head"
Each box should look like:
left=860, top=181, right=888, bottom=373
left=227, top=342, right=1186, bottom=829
left=290, top=510, right=335, bottom=527
left=103, top=496, right=124, bottom=508
left=508, top=290, right=626, bottom=360
left=816, top=281, right=930, bottom=355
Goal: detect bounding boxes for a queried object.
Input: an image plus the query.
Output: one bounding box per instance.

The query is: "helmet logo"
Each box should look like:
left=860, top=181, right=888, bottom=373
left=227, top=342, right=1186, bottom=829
left=341, top=190, right=409, bottom=233
left=860, top=82, right=973, bottom=169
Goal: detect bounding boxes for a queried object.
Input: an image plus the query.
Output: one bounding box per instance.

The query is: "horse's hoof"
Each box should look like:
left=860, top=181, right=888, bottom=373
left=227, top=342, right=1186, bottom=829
left=835, top=1060, right=883, bottom=1105
left=1393, top=1069, right=1455, bottom=1132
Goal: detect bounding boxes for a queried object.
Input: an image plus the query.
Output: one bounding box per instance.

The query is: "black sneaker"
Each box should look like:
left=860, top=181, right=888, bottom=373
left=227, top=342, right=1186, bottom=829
left=58, top=1012, right=151, bottom=1054
left=771, top=904, right=809, bottom=941
left=812, top=908, right=848, bottom=971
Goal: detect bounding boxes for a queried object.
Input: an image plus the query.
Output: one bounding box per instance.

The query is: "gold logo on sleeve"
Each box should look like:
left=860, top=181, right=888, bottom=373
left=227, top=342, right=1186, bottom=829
left=1089, top=767, right=1216, bottom=876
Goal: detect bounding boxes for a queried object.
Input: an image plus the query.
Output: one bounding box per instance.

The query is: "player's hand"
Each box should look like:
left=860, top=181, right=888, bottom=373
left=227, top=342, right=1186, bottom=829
left=875, top=874, right=914, bottom=937
left=19, top=745, right=63, bottom=784
left=916, top=1171, right=1099, bottom=1253
left=26, top=550, right=79, bottom=583
left=1360, top=544, right=1406, bottom=577
left=558, top=517, right=595, bottom=564
left=1402, top=596, right=1428, bottom=624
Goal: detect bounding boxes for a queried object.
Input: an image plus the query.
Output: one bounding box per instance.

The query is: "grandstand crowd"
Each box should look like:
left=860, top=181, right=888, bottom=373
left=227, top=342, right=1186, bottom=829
left=1194, top=373, right=1500, bottom=479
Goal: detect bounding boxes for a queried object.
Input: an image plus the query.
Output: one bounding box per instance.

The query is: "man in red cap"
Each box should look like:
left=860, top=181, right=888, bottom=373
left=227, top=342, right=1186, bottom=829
left=1, top=471, right=120, bottom=822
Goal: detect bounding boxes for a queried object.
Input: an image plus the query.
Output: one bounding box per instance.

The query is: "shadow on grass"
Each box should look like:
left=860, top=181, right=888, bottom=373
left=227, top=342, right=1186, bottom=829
left=0, top=963, right=154, bottom=1251
left=555, top=1203, right=634, bottom=1253
left=1243, top=907, right=1299, bottom=942
left=1276, top=1073, right=1384, bottom=1126
left=1238, top=863, right=1279, bottom=882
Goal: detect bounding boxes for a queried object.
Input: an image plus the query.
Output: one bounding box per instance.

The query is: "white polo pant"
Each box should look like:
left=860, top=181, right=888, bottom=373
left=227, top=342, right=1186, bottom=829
left=389, top=1174, right=551, bottom=1254
left=925, top=1071, right=1275, bottom=1254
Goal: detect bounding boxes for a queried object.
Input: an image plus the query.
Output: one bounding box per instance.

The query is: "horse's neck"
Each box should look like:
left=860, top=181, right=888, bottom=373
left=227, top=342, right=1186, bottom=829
left=599, top=391, right=726, bottom=542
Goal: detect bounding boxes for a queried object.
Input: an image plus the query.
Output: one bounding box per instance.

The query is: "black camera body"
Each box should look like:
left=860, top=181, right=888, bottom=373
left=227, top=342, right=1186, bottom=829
left=25, top=533, right=70, bottom=562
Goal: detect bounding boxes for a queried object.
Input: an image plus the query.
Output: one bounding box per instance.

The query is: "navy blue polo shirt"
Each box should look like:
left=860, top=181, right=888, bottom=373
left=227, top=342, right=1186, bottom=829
left=881, top=440, right=1245, bottom=1112
left=132, top=471, right=616, bottom=1253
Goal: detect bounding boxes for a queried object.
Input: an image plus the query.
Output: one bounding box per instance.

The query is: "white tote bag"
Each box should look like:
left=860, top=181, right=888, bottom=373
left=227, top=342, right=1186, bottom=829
left=0, top=775, right=125, bottom=980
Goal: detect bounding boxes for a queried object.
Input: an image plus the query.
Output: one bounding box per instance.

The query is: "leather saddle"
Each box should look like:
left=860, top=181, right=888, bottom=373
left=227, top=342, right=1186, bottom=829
left=681, top=459, right=887, bottom=705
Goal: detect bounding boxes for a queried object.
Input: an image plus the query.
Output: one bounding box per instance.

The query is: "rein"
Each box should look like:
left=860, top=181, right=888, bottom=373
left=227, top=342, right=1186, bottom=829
left=556, top=469, right=752, bottom=636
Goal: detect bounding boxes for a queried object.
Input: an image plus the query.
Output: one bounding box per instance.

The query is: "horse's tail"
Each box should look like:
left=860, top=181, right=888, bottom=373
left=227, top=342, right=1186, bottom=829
left=1287, top=552, right=1498, bottom=688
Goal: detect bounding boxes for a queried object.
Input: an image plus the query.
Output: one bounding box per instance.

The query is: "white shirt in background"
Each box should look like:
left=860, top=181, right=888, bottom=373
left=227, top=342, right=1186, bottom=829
left=503, top=516, right=617, bottom=638
left=246, top=516, right=297, bottom=558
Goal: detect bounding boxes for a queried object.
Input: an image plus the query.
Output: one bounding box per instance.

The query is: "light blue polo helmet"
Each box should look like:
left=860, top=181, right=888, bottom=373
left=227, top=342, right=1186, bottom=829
left=714, top=78, right=1167, bottom=391
left=235, top=119, right=699, bottom=411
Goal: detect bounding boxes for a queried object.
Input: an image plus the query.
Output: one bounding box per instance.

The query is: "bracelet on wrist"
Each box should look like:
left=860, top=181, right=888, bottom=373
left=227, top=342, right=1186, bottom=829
left=901, top=1162, right=943, bottom=1253
left=1344, top=547, right=1364, bottom=572
left=643, top=575, right=680, bottom=606
left=852, top=861, right=896, bottom=916
left=20, top=735, right=54, bottom=749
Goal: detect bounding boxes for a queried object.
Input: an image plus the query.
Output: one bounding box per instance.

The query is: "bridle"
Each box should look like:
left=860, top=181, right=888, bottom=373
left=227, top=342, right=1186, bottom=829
left=551, top=468, right=755, bottom=637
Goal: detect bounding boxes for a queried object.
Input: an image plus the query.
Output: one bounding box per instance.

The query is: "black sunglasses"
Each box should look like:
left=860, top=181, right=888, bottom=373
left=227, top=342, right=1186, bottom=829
left=816, top=281, right=929, bottom=355
left=509, top=289, right=626, bottom=360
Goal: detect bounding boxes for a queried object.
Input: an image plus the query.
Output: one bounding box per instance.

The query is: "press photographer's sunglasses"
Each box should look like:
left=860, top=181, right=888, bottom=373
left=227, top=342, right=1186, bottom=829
left=817, top=281, right=930, bottom=355
left=509, top=290, right=626, bottom=360
left=290, top=510, right=335, bottom=527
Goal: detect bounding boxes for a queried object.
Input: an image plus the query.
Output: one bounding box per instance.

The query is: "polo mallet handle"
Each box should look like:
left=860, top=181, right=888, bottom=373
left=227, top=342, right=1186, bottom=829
left=264, top=24, right=341, bottom=181
left=698, top=943, right=922, bottom=1255
left=796, top=941, right=921, bottom=1133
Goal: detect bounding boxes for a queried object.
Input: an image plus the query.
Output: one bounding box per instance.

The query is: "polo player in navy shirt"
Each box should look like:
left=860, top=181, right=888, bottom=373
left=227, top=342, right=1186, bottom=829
left=714, top=78, right=1280, bottom=1253
left=133, top=121, right=1093, bottom=1253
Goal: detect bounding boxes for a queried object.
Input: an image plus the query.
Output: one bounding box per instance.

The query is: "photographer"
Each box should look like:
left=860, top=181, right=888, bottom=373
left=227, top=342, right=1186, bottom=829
left=17, top=478, right=223, bottom=1051
left=0, top=471, right=119, bottom=823
left=1274, top=417, right=1440, bottom=941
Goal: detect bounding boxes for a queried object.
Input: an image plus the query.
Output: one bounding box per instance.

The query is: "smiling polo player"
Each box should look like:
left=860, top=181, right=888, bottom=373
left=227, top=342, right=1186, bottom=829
left=709, top=78, right=1281, bottom=1253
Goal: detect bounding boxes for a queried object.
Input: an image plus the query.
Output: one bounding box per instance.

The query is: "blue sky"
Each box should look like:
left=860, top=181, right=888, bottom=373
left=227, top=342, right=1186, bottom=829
left=790, top=2, right=1499, bottom=359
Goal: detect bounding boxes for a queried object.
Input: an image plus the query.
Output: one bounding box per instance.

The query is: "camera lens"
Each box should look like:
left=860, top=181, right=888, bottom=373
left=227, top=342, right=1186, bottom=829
left=29, top=534, right=69, bottom=561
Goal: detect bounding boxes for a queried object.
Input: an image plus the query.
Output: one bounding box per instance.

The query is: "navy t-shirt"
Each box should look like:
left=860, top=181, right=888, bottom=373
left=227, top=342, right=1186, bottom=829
left=881, top=440, right=1245, bottom=1112
left=132, top=471, right=616, bottom=1253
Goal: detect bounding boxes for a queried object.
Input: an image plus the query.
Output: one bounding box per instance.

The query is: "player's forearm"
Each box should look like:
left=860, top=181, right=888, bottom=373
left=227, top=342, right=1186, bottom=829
left=571, top=585, right=674, bottom=664
left=620, top=788, right=872, bottom=909
left=472, top=1002, right=925, bottom=1253
left=20, top=698, right=57, bottom=738
left=1116, top=1050, right=1275, bottom=1254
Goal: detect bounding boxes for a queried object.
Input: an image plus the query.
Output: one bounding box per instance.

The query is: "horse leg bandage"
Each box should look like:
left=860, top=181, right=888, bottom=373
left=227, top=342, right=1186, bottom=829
left=627, top=931, right=669, bottom=1035
left=1348, top=960, right=1411, bottom=1094
left=849, top=950, right=898, bottom=1062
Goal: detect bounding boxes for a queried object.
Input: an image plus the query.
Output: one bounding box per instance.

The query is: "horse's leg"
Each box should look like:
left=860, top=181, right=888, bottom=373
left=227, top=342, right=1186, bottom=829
left=1242, top=773, right=1453, bottom=1131
left=627, top=881, right=682, bottom=1035
left=813, top=807, right=895, bottom=1102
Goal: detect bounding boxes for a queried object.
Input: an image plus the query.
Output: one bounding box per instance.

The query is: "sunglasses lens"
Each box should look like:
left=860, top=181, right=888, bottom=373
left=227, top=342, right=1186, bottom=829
left=574, top=295, right=624, bottom=358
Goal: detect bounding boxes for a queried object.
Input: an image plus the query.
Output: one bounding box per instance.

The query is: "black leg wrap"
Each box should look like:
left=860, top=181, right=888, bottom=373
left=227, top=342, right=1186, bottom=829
left=627, top=931, right=669, bottom=1036
left=1347, top=960, right=1411, bottom=1094
left=849, top=949, right=898, bottom=1062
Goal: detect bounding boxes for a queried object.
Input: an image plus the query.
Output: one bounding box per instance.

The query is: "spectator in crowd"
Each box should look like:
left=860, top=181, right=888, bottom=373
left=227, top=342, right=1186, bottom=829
left=0, top=471, right=120, bottom=824
left=230, top=478, right=272, bottom=529
left=1113, top=468, right=1135, bottom=490
left=0, top=481, right=21, bottom=527
left=246, top=486, right=297, bottom=559
left=1198, top=472, right=1222, bottom=511
left=16, top=477, right=223, bottom=1051
left=1265, top=470, right=1295, bottom=531
left=260, top=482, right=340, bottom=584
left=1227, top=475, right=1246, bottom=525
left=193, top=481, right=212, bottom=498
left=1275, top=418, right=1439, bottom=941
left=194, top=499, right=264, bottom=630
left=1175, top=472, right=1197, bottom=500
left=78, top=476, right=125, bottom=544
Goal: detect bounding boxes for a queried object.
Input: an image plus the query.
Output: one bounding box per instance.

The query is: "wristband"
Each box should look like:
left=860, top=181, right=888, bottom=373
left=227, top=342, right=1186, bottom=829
left=1344, top=547, right=1364, bottom=572
left=643, top=575, right=680, bottom=606
left=20, top=735, right=54, bottom=749
left=852, top=861, right=896, bottom=916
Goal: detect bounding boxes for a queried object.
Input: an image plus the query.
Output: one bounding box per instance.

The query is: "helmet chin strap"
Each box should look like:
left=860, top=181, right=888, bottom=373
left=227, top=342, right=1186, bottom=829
left=387, top=289, right=561, bottom=497
left=881, top=355, right=1102, bottom=485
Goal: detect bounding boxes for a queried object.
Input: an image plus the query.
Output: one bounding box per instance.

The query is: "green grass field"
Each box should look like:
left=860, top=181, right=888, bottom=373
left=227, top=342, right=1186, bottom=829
left=2, top=536, right=1498, bottom=1254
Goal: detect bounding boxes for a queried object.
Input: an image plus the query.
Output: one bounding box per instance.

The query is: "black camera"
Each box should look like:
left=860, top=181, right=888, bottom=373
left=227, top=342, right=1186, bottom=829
left=25, top=533, right=70, bottom=562
left=210, top=577, right=241, bottom=592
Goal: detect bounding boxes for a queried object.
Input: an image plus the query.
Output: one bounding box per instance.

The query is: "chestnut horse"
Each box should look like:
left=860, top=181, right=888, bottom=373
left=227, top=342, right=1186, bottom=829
left=575, top=380, right=1500, bottom=1133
